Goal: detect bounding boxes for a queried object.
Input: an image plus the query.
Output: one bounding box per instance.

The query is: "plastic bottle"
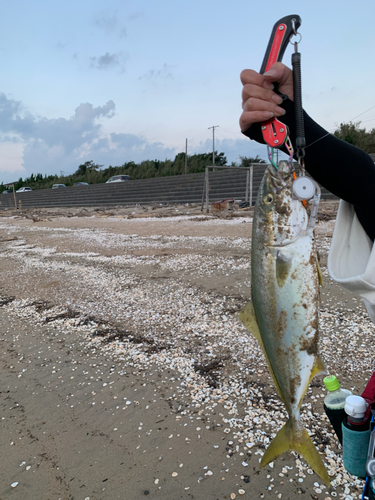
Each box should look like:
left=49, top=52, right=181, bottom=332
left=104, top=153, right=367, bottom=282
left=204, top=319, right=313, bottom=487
left=323, top=375, right=352, bottom=444
left=342, top=395, right=371, bottom=478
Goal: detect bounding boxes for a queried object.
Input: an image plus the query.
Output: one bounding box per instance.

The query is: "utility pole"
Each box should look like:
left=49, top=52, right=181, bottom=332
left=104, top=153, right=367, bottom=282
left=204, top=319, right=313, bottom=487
left=208, top=125, right=219, bottom=165
left=185, top=138, right=188, bottom=174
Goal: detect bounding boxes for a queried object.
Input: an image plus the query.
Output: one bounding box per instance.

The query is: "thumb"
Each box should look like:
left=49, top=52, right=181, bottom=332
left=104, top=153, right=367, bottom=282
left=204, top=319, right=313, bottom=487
left=263, top=62, right=291, bottom=85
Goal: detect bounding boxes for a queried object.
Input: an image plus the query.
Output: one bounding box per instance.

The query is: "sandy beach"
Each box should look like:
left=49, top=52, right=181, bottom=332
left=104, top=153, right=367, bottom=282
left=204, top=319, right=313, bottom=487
left=0, top=202, right=372, bottom=500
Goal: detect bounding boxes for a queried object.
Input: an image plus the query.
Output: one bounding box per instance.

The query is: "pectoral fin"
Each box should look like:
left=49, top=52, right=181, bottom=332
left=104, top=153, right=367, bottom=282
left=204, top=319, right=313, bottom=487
left=276, top=251, right=292, bottom=287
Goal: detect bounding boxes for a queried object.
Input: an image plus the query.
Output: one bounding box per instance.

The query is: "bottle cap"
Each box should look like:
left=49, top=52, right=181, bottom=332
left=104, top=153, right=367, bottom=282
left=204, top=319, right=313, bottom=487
left=324, top=375, right=340, bottom=392
left=344, top=395, right=367, bottom=419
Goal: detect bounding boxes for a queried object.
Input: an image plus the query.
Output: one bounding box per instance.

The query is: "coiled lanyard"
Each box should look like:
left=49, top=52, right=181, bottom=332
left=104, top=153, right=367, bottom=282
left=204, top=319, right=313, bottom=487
left=291, top=19, right=306, bottom=173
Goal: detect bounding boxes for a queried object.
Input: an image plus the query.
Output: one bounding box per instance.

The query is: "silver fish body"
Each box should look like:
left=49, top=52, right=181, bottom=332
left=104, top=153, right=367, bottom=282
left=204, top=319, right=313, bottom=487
left=240, top=161, right=328, bottom=483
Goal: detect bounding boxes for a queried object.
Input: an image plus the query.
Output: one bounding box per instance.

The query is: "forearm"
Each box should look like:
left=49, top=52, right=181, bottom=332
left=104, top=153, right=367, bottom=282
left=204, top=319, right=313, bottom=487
left=242, top=99, right=375, bottom=240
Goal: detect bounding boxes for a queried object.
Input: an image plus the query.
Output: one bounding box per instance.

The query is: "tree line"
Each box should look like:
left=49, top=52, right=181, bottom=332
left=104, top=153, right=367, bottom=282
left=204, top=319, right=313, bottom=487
left=0, top=152, right=265, bottom=192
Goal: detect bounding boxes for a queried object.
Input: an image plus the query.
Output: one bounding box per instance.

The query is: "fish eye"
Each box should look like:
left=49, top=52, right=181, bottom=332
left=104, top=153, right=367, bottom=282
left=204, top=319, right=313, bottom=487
left=263, top=194, right=273, bottom=204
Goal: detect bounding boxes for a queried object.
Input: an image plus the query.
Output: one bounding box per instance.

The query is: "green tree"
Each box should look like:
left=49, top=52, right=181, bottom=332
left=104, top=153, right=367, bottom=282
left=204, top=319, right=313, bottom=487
left=15, top=177, right=23, bottom=190
left=75, top=160, right=103, bottom=176
left=173, top=153, right=186, bottom=175
left=333, top=122, right=375, bottom=153
left=0, top=151, right=233, bottom=190
left=238, top=155, right=266, bottom=167
left=187, top=152, right=227, bottom=173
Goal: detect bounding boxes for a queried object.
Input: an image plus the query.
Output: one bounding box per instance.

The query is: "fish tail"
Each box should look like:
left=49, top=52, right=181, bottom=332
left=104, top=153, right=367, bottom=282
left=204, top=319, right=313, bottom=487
left=260, top=417, right=329, bottom=485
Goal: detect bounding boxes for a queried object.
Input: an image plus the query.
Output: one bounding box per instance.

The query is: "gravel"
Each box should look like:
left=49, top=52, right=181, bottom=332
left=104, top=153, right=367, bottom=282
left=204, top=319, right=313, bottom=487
left=0, top=202, right=372, bottom=499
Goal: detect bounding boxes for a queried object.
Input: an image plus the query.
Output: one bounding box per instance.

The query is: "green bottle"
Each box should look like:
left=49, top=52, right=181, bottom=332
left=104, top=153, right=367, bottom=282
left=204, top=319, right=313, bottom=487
left=323, top=375, right=352, bottom=444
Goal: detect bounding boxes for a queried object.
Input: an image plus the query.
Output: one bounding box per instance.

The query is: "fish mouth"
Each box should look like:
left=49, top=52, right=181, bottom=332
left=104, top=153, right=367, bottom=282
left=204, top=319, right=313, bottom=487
left=268, top=162, right=293, bottom=185
left=268, top=170, right=287, bottom=193
left=267, top=164, right=292, bottom=192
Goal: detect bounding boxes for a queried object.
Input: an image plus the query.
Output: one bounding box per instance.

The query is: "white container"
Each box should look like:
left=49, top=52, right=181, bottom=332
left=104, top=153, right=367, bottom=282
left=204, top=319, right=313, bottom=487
left=344, top=395, right=368, bottom=420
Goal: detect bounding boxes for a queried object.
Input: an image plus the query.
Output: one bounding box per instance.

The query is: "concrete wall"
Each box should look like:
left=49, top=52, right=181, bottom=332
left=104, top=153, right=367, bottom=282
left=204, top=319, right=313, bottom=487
left=0, top=166, right=337, bottom=209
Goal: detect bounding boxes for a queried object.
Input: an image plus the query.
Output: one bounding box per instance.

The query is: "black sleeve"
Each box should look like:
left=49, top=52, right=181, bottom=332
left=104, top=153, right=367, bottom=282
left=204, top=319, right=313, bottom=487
left=242, top=99, right=375, bottom=241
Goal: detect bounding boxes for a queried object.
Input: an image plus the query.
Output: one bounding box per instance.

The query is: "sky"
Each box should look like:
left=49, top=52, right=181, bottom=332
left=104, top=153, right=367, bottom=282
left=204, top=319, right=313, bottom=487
left=0, top=0, right=374, bottom=184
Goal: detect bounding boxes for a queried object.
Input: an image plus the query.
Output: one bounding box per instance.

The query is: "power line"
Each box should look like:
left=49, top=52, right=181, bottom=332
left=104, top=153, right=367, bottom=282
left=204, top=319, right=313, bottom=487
left=350, top=105, right=375, bottom=122
left=359, top=116, right=375, bottom=125
left=215, top=126, right=244, bottom=138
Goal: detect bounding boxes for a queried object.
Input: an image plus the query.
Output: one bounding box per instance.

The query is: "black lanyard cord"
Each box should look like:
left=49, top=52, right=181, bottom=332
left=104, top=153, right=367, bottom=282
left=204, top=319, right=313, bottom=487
left=292, top=44, right=306, bottom=167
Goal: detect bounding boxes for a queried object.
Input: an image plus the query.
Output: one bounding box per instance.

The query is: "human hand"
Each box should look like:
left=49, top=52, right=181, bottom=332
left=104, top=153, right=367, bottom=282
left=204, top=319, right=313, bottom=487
left=239, top=62, right=294, bottom=132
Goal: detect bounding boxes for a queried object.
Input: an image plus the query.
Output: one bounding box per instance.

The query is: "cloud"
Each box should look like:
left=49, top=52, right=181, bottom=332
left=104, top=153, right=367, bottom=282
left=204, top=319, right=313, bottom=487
left=0, top=141, right=25, bottom=177
left=0, top=93, right=117, bottom=180
left=94, top=11, right=119, bottom=32
left=197, top=137, right=269, bottom=165
left=138, top=63, right=173, bottom=82
left=0, top=94, right=268, bottom=185
left=0, top=92, right=23, bottom=129
left=74, top=101, right=116, bottom=124
left=111, top=132, right=146, bottom=149
left=127, top=12, right=144, bottom=21
left=0, top=93, right=177, bottom=183
left=0, top=93, right=115, bottom=151
left=94, top=10, right=127, bottom=38
left=90, top=52, right=127, bottom=72
left=106, top=132, right=177, bottom=164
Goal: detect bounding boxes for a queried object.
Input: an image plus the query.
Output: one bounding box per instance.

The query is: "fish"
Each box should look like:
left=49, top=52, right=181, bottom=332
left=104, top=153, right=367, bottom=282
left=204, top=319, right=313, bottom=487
left=240, top=161, right=329, bottom=484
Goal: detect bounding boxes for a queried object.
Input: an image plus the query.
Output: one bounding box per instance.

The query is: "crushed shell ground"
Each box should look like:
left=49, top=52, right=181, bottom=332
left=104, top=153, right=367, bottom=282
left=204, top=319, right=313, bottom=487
left=0, top=201, right=372, bottom=500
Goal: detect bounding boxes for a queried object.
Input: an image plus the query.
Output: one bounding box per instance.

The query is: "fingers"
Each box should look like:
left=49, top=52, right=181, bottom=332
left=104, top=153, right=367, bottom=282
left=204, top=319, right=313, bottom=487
left=240, top=111, right=271, bottom=132
left=240, top=82, right=286, bottom=132
left=263, top=62, right=292, bottom=87
left=241, top=83, right=282, bottom=109
left=240, top=63, right=289, bottom=86
left=239, top=63, right=293, bottom=132
left=240, top=69, right=264, bottom=86
left=242, top=95, right=285, bottom=115
left=240, top=96, right=286, bottom=132
left=241, top=63, right=293, bottom=94
left=263, top=62, right=293, bottom=100
left=239, top=105, right=285, bottom=133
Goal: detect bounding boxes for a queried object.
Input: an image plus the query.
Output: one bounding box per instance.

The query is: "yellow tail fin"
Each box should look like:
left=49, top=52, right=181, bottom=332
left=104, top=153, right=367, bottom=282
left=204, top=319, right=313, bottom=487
left=260, top=418, right=329, bottom=485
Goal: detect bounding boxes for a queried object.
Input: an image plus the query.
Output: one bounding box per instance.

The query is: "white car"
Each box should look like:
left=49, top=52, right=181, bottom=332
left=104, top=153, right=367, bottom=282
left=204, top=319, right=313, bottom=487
left=52, top=184, right=66, bottom=189
left=106, top=175, right=130, bottom=183
left=16, top=187, right=32, bottom=192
